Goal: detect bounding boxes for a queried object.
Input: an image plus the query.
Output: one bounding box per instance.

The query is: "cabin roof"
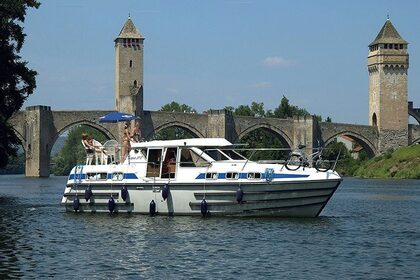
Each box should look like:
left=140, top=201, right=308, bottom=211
left=131, top=138, right=233, bottom=149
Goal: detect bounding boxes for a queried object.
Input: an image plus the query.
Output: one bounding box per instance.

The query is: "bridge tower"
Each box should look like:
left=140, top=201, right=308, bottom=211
left=368, top=18, right=409, bottom=152
left=114, top=16, right=144, bottom=116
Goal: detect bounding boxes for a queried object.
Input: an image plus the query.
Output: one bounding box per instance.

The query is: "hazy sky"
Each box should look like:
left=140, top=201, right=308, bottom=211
left=21, top=0, right=420, bottom=125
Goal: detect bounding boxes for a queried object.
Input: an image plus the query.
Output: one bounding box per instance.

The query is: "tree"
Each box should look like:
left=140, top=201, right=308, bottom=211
left=273, top=96, right=311, bottom=119
left=159, top=101, right=196, bottom=113
left=0, top=0, right=40, bottom=168
left=235, top=105, right=253, bottom=116
left=154, top=102, right=197, bottom=140
left=228, top=102, right=267, bottom=117
left=239, top=128, right=288, bottom=161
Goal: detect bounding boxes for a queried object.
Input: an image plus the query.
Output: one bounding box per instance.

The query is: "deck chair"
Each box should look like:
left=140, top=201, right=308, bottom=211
left=92, top=139, right=107, bottom=165
left=103, top=140, right=119, bottom=165
left=81, top=140, right=94, bottom=165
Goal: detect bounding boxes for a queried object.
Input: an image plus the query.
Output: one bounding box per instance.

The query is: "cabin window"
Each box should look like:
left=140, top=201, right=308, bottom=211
left=247, top=172, right=261, bottom=179
left=133, top=148, right=147, bottom=157
left=112, top=172, right=124, bottom=181
left=162, top=148, right=177, bottom=179
left=86, top=172, right=107, bottom=180
left=146, top=149, right=162, bottom=177
left=226, top=172, right=239, bottom=179
left=180, top=148, right=209, bottom=167
left=206, top=172, right=218, bottom=179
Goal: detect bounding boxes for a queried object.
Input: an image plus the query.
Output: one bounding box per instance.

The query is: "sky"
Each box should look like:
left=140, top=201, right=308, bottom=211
left=21, top=0, right=420, bottom=125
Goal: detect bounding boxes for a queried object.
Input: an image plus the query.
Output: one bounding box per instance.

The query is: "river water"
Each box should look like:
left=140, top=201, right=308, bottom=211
left=0, top=175, right=419, bottom=279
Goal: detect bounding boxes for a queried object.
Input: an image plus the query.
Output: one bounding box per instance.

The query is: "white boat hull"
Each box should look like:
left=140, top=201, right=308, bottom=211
left=61, top=179, right=341, bottom=217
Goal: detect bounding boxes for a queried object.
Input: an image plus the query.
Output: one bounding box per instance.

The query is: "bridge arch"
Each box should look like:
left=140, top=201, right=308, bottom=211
left=145, top=121, right=204, bottom=140
left=50, top=120, right=115, bottom=157
left=236, top=123, right=293, bottom=148
left=412, top=137, right=420, bottom=144
left=11, top=128, right=26, bottom=154
left=408, top=110, right=420, bottom=124
left=324, top=131, right=378, bottom=156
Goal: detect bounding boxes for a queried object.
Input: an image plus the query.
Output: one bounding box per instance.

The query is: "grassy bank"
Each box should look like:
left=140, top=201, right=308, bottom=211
left=349, top=145, right=420, bottom=179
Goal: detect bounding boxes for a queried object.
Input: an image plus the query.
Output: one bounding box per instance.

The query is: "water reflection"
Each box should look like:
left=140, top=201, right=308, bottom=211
left=0, top=196, right=25, bottom=278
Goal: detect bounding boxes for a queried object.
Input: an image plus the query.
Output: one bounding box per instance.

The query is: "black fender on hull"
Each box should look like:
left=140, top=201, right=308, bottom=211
left=200, top=199, right=208, bottom=217
left=236, top=187, right=244, bottom=203
left=149, top=200, right=156, bottom=216
left=73, top=196, right=80, bottom=212
left=85, top=186, right=93, bottom=202
left=121, top=186, right=129, bottom=202
left=108, top=197, right=116, bottom=213
left=162, top=184, right=170, bottom=201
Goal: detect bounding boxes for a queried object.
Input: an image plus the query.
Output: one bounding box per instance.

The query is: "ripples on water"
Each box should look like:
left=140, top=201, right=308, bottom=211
left=0, top=175, right=419, bottom=279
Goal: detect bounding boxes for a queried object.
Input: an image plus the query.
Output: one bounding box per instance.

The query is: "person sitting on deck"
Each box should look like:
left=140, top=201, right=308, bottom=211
left=81, top=133, right=95, bottom=165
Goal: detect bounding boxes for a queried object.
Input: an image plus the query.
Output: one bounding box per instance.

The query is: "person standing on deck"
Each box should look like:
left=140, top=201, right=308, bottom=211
left=121, top=122, right=131, bottom=162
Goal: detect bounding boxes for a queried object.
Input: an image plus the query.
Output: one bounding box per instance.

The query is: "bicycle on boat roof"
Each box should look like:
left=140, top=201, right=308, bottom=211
left=285, top=144, right=332, bottom=172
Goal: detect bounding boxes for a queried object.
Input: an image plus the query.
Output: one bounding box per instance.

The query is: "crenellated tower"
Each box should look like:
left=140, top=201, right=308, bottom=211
left=368, top=18, right=409, bottom=152
left=115, top=16, right=144, bottom=116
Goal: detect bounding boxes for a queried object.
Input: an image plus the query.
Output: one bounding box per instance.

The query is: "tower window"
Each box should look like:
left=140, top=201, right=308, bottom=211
left=129, top=60, right=133, bottom=68
left=372, top=113, right=377, bottom=127
left=134, top=80, right=137, bottom=87
left=384, top=44, right=388, bottom=49
left=399, top=44, right=403, bottom=49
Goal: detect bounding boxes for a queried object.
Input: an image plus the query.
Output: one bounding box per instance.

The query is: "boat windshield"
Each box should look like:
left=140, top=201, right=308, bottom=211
left=220, top=149, right=247, bottom=160
left=203, top=148, right=228, bottom=161
left=203, top=148, right=247, bottom=161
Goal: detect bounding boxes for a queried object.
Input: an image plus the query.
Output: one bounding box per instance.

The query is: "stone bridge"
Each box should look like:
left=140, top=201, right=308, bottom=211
left=11, top=105, right=420, bottom=177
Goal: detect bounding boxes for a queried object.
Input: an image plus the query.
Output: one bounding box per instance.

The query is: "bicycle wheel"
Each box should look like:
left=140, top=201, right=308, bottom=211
left=314, top=158, right=332, bottom=172
left=285, top=155, right=302, bottom=171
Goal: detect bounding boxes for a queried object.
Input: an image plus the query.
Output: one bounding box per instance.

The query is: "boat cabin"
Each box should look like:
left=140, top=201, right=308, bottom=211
left=128, top=138, right=246, bottom=179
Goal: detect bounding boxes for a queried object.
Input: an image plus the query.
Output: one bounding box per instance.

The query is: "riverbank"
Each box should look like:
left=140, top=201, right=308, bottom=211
left=344, top=145, right=420, bottom=179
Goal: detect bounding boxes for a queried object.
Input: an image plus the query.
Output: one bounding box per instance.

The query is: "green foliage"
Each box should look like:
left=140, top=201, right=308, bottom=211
left=51, top=125, right=108, bottom=175
left=353, top=145, right=420, bottom=179
left=154, top=102, right=198, bottom=140
left=0, top=0, right=40, bottom=168
left=239, top=128, right=288, bottom=161
left=152, top=127, right=196, bottom=140
left=159, top=101, right=196, bottom=113
left=324, top=141, right=350, bottom=161
left=0, top=150, right=25, bottom=174
left=228, top=102, right=267, bottom=117
left=273, top=96, right=311, bottom=119
left=234, top=105, right=253, bottom=116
